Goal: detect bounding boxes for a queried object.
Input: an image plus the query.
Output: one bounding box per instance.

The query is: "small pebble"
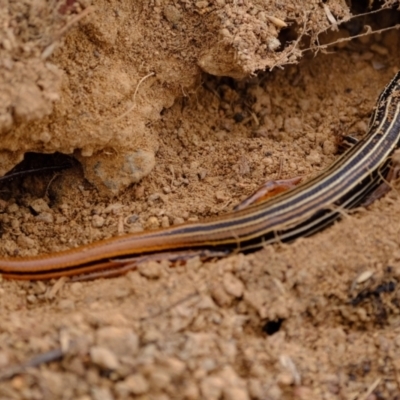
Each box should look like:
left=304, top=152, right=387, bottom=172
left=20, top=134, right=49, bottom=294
left=30, top=198, right=50, bottom=213
left=32, top=281, right=46, bottom=295
left=162, top=357, right=186, bottom=377
left=163, top=5, right=182, bottom=24
left=161, top=215, right=170, bottom=228
left=7, top=203, right=19, bottom=213
left=92, top=215, right=105, bottom=228
left=355, top=120, right=368, bottom=133
left=59, top=203, right=69, bottom=215
left=223, top=273, right=244, bottom=298
left=17, top=235, right=36, bottom=249
left=55, top=216, right=67, bottom=224
left=121, top=373, right=149, bottom=395
left=215, top=191, right=226, bottom=203
left=322, top=140, right=336, bottom=156
left=266, top=15, right=287, bottom=28
left=284, top=117, right=302, bottom=135
left=356, top=270, right=374, bottom=284
left=211, top=284, right=233, bottom=307
left=138, top=261, right=162, bottom=279
left=125, top=214, right=139, bottom=224
left=306, top=150, right=321, bottom=165
left=267, top=37, right=281, bottom=51
left=196, top=1, right=209, bottom=9
left=148, top=193, right=160, bottom=202
left=36, top=212, right=54, bottom=223
left=26, top=294, right=37, bottom=304
left=57, top=299, right=75, bottom=311
left=96, top=327, right=139, bottom=357
left=198, top=169, right=207, bottom=180
left=277, top=371, right=294, bottom=385
left=11, top=376, right=24, bottom=390
left=173, top=217, right=185, bottom=225
left=128, top=224, right=144, bottom=233
left=147, top=216, right=160, bottom=229
left=220, top=28, right=231, bottom=38
left=104, top=203, right=123, bottom=214
left=11, top=219, right=20, bottom=230
left=90, top=346, right=120, bottom=370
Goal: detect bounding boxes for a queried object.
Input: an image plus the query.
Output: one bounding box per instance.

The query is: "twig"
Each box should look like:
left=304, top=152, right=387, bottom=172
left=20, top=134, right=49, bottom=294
left=0, top=348, right=64, bottom=381
left=114, top=72, right=156, bottom=121
left=41, top=6, right=96, bottom=59
left=55, top=6, right=96, bottom=40
left=303, top=24, right=400, bottom=55
left=277, top=157, right=284, bottom=179
left=270, top=3, right=400, bottom=70
left=355, top=377, right=381, bottom=400
left=0, top=164, right=71, bottom=182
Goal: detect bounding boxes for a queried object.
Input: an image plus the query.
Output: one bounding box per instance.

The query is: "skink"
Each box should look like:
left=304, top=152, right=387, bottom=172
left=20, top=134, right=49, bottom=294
left=1, top=71, right=400, bottom=280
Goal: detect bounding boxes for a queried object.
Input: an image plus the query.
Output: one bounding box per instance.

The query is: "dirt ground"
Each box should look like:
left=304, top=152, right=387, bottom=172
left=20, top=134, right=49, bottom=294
left=1, top=0, right=400, bottom=399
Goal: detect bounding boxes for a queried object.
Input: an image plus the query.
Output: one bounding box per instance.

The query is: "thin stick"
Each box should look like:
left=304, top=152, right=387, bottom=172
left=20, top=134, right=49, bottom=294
left=56, top=6, right=96, bottom=40
left=45, top=173, right=61, bottom=198
left=0, top=348, right=64, bottom=381
left=0, top=164, right=71, bottom=182
left=355, top=377, right=381, bottom=400
left=277, top=157, right=284, bottom=179
left=114, top=72, right=156, bottom=121
left=41, top=6, right=96, bottom=59
left=303, top=24, right=400, bottom=55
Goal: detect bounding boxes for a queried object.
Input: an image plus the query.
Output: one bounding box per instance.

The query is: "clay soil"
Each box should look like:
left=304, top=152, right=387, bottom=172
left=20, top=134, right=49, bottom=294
left=1, top=1, right=400, bottom=399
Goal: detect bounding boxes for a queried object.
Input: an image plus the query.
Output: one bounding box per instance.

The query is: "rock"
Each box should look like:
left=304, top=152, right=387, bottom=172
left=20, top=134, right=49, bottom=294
left=223, top=273, right=244, bottom=298
left=30, top=198, right=51, bottom=213
left=96, top=327, right=139, bottom=357
left=78, top=149, right=155, bottom=196
left=116, top=373, right=149, bottom=396
left=198, top=46, right=247, bottom=79
left=163, top=5, right=182, bottom=24
left=90, top=346, right=120, bottom=370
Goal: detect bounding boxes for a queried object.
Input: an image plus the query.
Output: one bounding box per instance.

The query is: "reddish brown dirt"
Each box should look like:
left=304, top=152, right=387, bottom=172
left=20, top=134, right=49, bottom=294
left=1, top=1, right=400, bottom=399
